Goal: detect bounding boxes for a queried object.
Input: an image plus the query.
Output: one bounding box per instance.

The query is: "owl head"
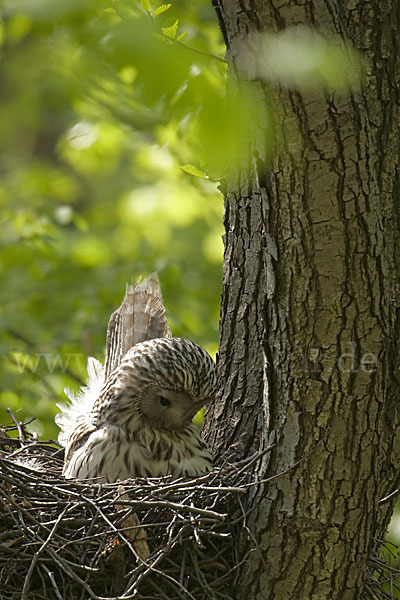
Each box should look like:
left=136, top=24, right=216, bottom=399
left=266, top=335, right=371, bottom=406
left=93, top=337, right=218, bottom=431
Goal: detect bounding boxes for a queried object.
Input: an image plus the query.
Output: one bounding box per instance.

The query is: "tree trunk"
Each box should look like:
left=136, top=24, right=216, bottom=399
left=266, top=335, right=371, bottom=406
left=204, top=1, right=400, bottom=598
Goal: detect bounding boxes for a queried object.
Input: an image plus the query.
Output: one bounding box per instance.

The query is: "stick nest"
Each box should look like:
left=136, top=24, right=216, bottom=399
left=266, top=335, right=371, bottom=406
left=1, top=417, right=399, bottom=600
left=0, top=418, right=250, bottom=600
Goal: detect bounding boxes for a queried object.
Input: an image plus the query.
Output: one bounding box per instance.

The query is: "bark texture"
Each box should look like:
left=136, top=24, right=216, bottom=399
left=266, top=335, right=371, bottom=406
left=204, top=1, right=400, bottom=598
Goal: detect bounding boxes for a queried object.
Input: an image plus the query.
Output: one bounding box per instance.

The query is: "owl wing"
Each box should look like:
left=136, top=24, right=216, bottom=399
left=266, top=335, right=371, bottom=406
left=63, top=415, right=97, bottom=464
left=104, top=272, right=172, bottom=378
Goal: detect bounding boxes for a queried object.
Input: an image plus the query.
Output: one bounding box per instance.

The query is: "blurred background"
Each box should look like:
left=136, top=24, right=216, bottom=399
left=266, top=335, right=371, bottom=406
left=0, top=0, right=225, bottom=439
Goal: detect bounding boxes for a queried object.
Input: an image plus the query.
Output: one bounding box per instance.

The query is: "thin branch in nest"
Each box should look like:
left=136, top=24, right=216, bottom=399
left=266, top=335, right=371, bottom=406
left=6, top=408, right=29, bottom=443
left=22, top=507, right=68, bottom=599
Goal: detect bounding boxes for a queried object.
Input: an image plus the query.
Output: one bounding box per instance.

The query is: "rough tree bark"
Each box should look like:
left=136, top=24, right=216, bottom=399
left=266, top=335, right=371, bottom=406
left=204, top=1, right=400, bottom=599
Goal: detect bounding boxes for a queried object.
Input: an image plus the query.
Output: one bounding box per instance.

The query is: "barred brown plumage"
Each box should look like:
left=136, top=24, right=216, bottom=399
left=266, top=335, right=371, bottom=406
left=56, top=274, right=217, bottom=483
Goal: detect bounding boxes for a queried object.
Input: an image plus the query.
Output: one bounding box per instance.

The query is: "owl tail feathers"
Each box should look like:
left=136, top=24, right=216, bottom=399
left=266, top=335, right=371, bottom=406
left=130, top=272, right=172, bottom=345
left=55, top=357, right=104, bottom=447
left=104, top=272, right=172, bottom=378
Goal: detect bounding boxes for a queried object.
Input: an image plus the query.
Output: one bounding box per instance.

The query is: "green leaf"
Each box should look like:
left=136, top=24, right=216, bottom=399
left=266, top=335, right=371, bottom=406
left=154, top=4, right=171, bottom=16
left=161, top=19, right=179, bottom=39
left=248, top=29, right=361, bottom=91
left=181, top=164, right=209, bottom=179
left=176, top=31, right=187, bottom=43
left=140, top=0, right=152, bottom=14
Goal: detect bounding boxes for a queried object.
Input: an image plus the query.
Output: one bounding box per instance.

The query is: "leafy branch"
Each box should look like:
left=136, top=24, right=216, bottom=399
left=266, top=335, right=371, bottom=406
left=140, top=0, right=227, bottom=65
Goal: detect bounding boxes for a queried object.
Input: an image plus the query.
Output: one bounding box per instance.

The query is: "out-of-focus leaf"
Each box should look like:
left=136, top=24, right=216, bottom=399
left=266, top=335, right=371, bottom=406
left=195, top=83, right=274, bottom=178
left=176, top=31, right=187, bottom=43
left=7, top=14, right=32, bottom=42
left=99, top=18, right=192, bottom=105
left=118, top=66, right=137, bottom=85
left=155, top=4, right=171, bottom=16
left=140, top=0, right=151, bottom=14
left=0, top=20, right=5, bottom=47
left=3, top=0, right=105, bottom=22
left=239, top=28, right=361, bottom=90
left=161, top=19, right=179, bottom=39
left=181, top=164, right=209, bottom=179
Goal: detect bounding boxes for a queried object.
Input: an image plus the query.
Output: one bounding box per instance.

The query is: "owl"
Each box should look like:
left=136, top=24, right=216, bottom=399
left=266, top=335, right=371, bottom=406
left=56, top=274, right=217, bottom=483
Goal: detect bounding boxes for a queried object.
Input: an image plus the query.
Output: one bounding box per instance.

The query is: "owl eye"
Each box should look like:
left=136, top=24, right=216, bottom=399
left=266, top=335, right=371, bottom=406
left=159, top=395, right=171, bottom=408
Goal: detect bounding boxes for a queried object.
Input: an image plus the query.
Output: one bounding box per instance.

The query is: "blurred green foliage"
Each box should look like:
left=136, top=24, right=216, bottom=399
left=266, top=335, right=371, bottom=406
left=0, top=0, right=361, bottom=442
left=0, top=0, right=226, bottom=439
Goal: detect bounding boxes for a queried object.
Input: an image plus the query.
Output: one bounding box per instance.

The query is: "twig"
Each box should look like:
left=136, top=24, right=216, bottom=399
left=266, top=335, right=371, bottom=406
left=7, top=408, right=26, bottom=443
left=22, top=508, right=67, bottom=599
left=159, top=33, right=227, bottom=64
